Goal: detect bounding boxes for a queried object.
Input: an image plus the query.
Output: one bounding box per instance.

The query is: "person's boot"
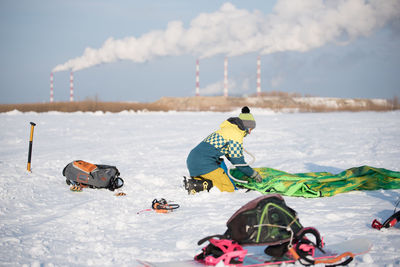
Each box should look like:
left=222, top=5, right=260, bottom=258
left=183, top=176, right=213, bottom=194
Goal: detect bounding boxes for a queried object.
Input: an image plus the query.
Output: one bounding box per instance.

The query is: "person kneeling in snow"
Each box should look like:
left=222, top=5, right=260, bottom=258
left=185, top=106, right=262, bottom=193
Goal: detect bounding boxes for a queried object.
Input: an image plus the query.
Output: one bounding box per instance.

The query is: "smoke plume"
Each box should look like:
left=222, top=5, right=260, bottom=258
left=53, top=0, right=400, bottom=72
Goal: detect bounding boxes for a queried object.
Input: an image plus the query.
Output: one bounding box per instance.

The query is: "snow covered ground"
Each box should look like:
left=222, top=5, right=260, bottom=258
left=0, top=110, right=399, bottom=267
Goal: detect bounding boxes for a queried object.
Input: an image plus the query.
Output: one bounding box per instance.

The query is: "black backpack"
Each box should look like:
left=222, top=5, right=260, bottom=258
left=63, top=160, right=124, bottom=191
left=198, top=195, right=306, bottom=247
left=195, top=194, right=355, bottom=266
left=224, top=194, right=303, bottom=246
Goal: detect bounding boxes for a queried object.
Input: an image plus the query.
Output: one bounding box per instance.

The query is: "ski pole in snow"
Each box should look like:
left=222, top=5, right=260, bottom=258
left=27, top=122, right=36, bottom=172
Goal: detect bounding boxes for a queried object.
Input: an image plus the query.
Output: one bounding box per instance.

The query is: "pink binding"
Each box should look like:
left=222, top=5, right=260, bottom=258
left=204, top=239, right=248, bottom=266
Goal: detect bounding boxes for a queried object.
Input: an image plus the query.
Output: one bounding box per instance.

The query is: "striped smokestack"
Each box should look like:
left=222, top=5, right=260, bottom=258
left=224, top=57, right=228, bottom=97
left=50, top=72, right=54, bottom=103
left=70, top=71, right=74, bottom=102
left=257, top=56, right=261, bottom=97
left=196, top=59, right=200, bottom=96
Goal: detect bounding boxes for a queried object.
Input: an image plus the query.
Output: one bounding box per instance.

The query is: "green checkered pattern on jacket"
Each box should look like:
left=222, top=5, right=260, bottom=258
left=204, top=132, right=243, bottom=158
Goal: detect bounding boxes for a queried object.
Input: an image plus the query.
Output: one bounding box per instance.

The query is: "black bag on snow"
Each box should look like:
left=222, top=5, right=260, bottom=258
left=224, top=194, right=303, bottom=246
left=63, top=160, right=124, bottom=191
left=198, top=194, right=322, bottom=257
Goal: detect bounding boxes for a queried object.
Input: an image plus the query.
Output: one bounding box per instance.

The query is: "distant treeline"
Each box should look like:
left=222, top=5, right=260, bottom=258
left=0, top=95, right=399, bottom=113
left=0, top=101, right=163, bottom=113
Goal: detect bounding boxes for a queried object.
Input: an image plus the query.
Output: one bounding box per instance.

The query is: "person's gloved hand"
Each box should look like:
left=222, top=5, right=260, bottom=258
left=251, top=170, right=263, bottom=183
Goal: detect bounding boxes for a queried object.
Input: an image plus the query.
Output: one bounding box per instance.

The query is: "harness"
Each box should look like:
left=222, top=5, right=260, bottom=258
left=151, top=198, right=180, bottom=213
left=137, top=198, right=180, bottom=214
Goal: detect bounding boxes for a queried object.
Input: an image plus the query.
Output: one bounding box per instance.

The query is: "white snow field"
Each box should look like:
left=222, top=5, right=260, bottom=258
left=0, top=110, right=399, bottom=266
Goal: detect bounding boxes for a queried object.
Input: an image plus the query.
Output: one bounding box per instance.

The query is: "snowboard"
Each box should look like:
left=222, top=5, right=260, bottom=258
left=135, top=238, right=372, bottom=267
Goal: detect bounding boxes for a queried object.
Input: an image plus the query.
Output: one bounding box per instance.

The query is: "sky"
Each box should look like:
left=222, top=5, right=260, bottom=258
left=0, top=0, right=400, bottom=104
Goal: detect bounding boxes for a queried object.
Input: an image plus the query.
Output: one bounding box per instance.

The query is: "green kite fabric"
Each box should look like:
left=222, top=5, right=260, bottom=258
left=230, top=165, right=400, bottom=198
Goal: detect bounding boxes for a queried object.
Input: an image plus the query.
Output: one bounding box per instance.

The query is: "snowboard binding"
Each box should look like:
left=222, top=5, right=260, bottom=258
left=195, top=238, right=247, bottom=266
left=183, top=176, right=213, bottom=194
